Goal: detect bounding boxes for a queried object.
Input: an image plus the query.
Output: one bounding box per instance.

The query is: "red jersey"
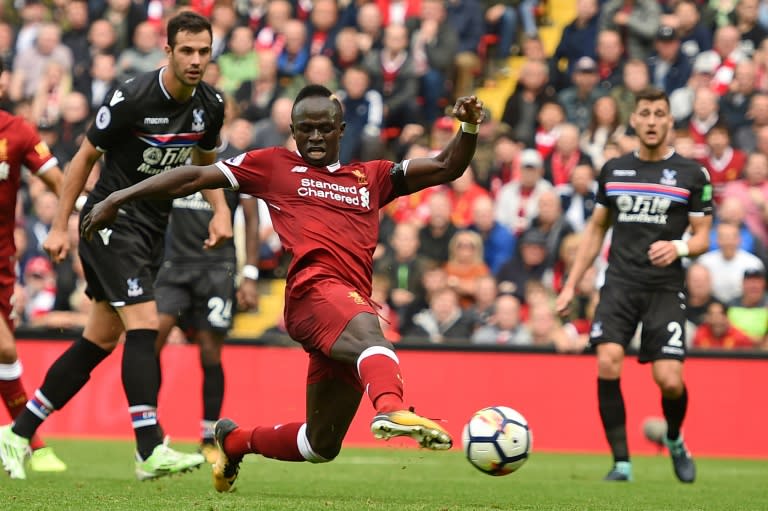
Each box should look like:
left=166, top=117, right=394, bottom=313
left=698, top=147, right=746, bottom=204
left=217, top=148, right=397, bottom=298
left=0, top=111, right=58, bottom=257
left=693, top=323, right=754, bottom=350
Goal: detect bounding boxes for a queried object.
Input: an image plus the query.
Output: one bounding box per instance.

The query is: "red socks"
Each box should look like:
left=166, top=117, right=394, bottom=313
left=0, top=375, right=45, bottom=450
left=224, top=422, right=304, bottom=461
left=357, top=347, right=404, bottom=413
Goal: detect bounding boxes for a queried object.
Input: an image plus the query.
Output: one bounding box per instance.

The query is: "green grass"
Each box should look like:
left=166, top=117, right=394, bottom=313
left=0, top=439, right=766, bottom=510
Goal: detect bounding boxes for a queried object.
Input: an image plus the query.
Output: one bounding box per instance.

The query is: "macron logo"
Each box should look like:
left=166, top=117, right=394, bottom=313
left=291, top=166, right=308, bottom=173
left=110, top=90, right=125, bottom=107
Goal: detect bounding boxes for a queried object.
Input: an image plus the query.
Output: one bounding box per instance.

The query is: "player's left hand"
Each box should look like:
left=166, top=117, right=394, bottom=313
left=81, top=197, right=120, bottom=241
left=204, top=211, right=234, bottom=250
left=452, top=96, right=485, bottom=125
left=647, top=240, right=680, bottom=267
left=237, top=278, right=259, bottom=311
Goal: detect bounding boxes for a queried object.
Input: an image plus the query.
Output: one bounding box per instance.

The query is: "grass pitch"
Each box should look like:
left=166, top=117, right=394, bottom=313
left=0, top=438, right=765, bottom=511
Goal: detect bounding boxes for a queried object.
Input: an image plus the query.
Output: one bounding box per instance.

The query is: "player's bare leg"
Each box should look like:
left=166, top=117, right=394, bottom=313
left=333, top=314, right=452, bottom=450
left=652, top=359, right=695, bottom=483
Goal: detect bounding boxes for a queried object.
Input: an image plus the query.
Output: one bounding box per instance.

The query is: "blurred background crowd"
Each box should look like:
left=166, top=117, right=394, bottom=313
left=4, top=0, right=768, bottom=352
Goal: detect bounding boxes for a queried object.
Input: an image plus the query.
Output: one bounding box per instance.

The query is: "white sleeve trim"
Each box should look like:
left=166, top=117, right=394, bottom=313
left=215, top=161, right=240, bottom=190
left=401, top=159, right=411, bottom=175
left=35, top=158, right=59, bottom=176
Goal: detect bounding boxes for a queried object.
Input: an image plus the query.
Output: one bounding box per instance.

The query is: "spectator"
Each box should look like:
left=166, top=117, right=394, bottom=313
left=552, top=0, right=600, bottom=88
left=408, top=0, right=458, bottom=124
left=467, top=273, right=498, bottom=327
left=356, top=2, right=385, bottom=53
left=535, top=101, right=565, bottom=160
left=96, top=0, right=147, bottom=55
left=404, top=286, right=476, bottom=344
left=594, top=29, right=626, bottom=90
left=698, top=222, right=765, bottom=303
left=670, top=50, right=719, bottom=124
left=251, top=97, right=293, bottom=149
left=685, top=262, right=715, bottom=328
left=710, top=195, right=767, bottom=262
left=599, top=0, right=661, bottom=60
left=557, top=56, right=606, bottom=132
left=371, top=273, right=401, bottom=343
left=647, top=25, right=693, bottom=96
left=722, top=151, right=768, bottom=247
left=469, top=195, right=516, bottom=274
left=25, top=191, right=58, bottom=261
left=445, top=0, right=484, bottom=98
left=543, top=123, right=593, bottom=186
left=374, top=222, right=431, bottom=327
left=720, top=60, right=758, bottom=130
left=218, top=26, right=261, bottom=96
left=235, top=50, right=282, bottom=123
left=277, top=19, right=310, bottom=81
left=363, top=23, right=423, bottom=132
left=501, top=58, right=556, bottom=146
left=306, top=0, right=341, bottom=58
left=30, top=61, right=72, bottom=127
left=471, top=293, right=531, bottom=345
left=496, top=228, right=550, bottom=302
left=116, top=21, right=165, bottom=83
left=10, top=23, right=74, bottom=103
left=611, top=58, right=651, bottom=125
left=727, top=267, right=768, bottom=342
left=210, top=3, right=238, bottom=59
left=443, top=230, right=491, bottom=308
left=707, top=25, right=748, bottom=96
left=484, top=132, right=522, bottom=195
left=447, top=166, right=491, bottom=228
left=580, top=96, right=629, bottom=168
left=61, top=0, right=91, bottom=90
left=730, top=0, right=767, bottom=57
left=79, top=52, right=118, bottom=113
left=281, top=54, right=339, bottom=102
left=674, top=0, right=713, bottom=61
left=495, top=148, right=553, bottom=234
left=687, top=86, right=721, bottom=157
left=20, top=256, right=57, bottom=328
left=692, top=300, right=754, bottom=349
left=733, top=93, right=768, bottom=152
left=332, top=27, right=363, bottom=73
left=418, top=191, right=459, bottom=265
left=699, top=123, right=747, bottom=204
left=252, top=0, right=292, bottom=54
left=558, top=163, right=598, bottom=232
left=376, top=0, right=422, bottom=27
left=529, top=189, right=575, bottom=269
left=337, top=66, right=385, bottom=164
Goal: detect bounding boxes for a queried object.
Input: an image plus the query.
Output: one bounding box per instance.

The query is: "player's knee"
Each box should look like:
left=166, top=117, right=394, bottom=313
left=299, top=423, right=340, bottom=463
left=656, top=375, right=683, bottom=396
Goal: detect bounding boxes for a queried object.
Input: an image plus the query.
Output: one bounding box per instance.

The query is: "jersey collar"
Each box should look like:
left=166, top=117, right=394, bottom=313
left=158, top=67, right=197, bottom=101
left=294, top=150, right=340, bottom=172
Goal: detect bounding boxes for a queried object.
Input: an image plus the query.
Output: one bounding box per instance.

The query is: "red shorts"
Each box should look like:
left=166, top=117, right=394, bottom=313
left=285, top=275, right=377, bottom=390
left=0, top=257, right=15, bottom=326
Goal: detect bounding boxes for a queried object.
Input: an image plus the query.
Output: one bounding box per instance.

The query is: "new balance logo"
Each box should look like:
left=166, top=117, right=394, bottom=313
left=98, top=228, right=113, bottom=246
left=110, top=90, right=125, bottom=107
left=291, top=166, right=308, bottom=173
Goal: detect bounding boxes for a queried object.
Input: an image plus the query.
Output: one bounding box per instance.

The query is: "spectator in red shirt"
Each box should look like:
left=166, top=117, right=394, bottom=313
left=693, top=300, right=754, bottom=350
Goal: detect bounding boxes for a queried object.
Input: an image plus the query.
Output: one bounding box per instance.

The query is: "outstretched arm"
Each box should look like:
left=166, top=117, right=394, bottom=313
left=397, top=96, right=485, bottom=194
left=81, top=164, right=230, bottom=240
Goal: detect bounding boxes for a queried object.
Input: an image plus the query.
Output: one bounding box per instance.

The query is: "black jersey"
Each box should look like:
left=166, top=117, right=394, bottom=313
left=84, top=67, right=225, bottom=234
left=165, top=189, right=240, bottom=265
left=597, top=150, right=713, bottom=291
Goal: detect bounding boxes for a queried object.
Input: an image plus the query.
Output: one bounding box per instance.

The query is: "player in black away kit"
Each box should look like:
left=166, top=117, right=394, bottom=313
left=0, top=11, right=232, bottom=481
left=155, top=189, right=259, bottom=463
left=556, top=87, right=713, bottom=483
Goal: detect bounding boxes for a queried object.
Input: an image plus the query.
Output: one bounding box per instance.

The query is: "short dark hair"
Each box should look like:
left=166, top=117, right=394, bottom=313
left=634, top=87, right=669, bottom=108
left=167, top=11, right=212, bottom=48
left=293, top=84, right=343, bottom=119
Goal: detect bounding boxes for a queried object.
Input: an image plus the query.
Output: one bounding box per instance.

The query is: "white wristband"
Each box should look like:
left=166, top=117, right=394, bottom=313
left=461, top=122, right=479, bottom=134
left=671, top=240, right=689, bottom=258
left=241, top=264, right=259, bottom=281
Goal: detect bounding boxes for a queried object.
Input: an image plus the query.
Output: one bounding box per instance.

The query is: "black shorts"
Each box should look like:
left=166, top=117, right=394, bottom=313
left=155, top=261, right=237, bottom=333
left=78, top=218, right=163, bottom=307
left=590, top=281, right=687, bottom=363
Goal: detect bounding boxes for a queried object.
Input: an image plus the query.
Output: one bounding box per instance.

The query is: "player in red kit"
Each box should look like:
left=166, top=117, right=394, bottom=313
left=81, top=84, right=484, bottom=492
left=0, top=58, right=67, bottom=475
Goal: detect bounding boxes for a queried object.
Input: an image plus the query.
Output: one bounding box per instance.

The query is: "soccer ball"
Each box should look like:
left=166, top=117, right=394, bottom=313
left=462, top=406, right=532, bottom=476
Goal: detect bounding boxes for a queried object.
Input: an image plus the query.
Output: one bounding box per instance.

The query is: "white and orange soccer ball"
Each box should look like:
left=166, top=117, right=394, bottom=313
left=462, top=406, right=532, bottom=476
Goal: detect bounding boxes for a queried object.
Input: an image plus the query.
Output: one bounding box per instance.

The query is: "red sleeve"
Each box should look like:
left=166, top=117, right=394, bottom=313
left=216, top=147, right=279, bottom=196
left=370, top=159, right=397, bottom=208
left=19, top=121, right=56, bottom=175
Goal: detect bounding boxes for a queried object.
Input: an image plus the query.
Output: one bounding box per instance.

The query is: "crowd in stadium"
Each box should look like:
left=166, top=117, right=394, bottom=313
left=4, top=0, right=768, bottom=351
